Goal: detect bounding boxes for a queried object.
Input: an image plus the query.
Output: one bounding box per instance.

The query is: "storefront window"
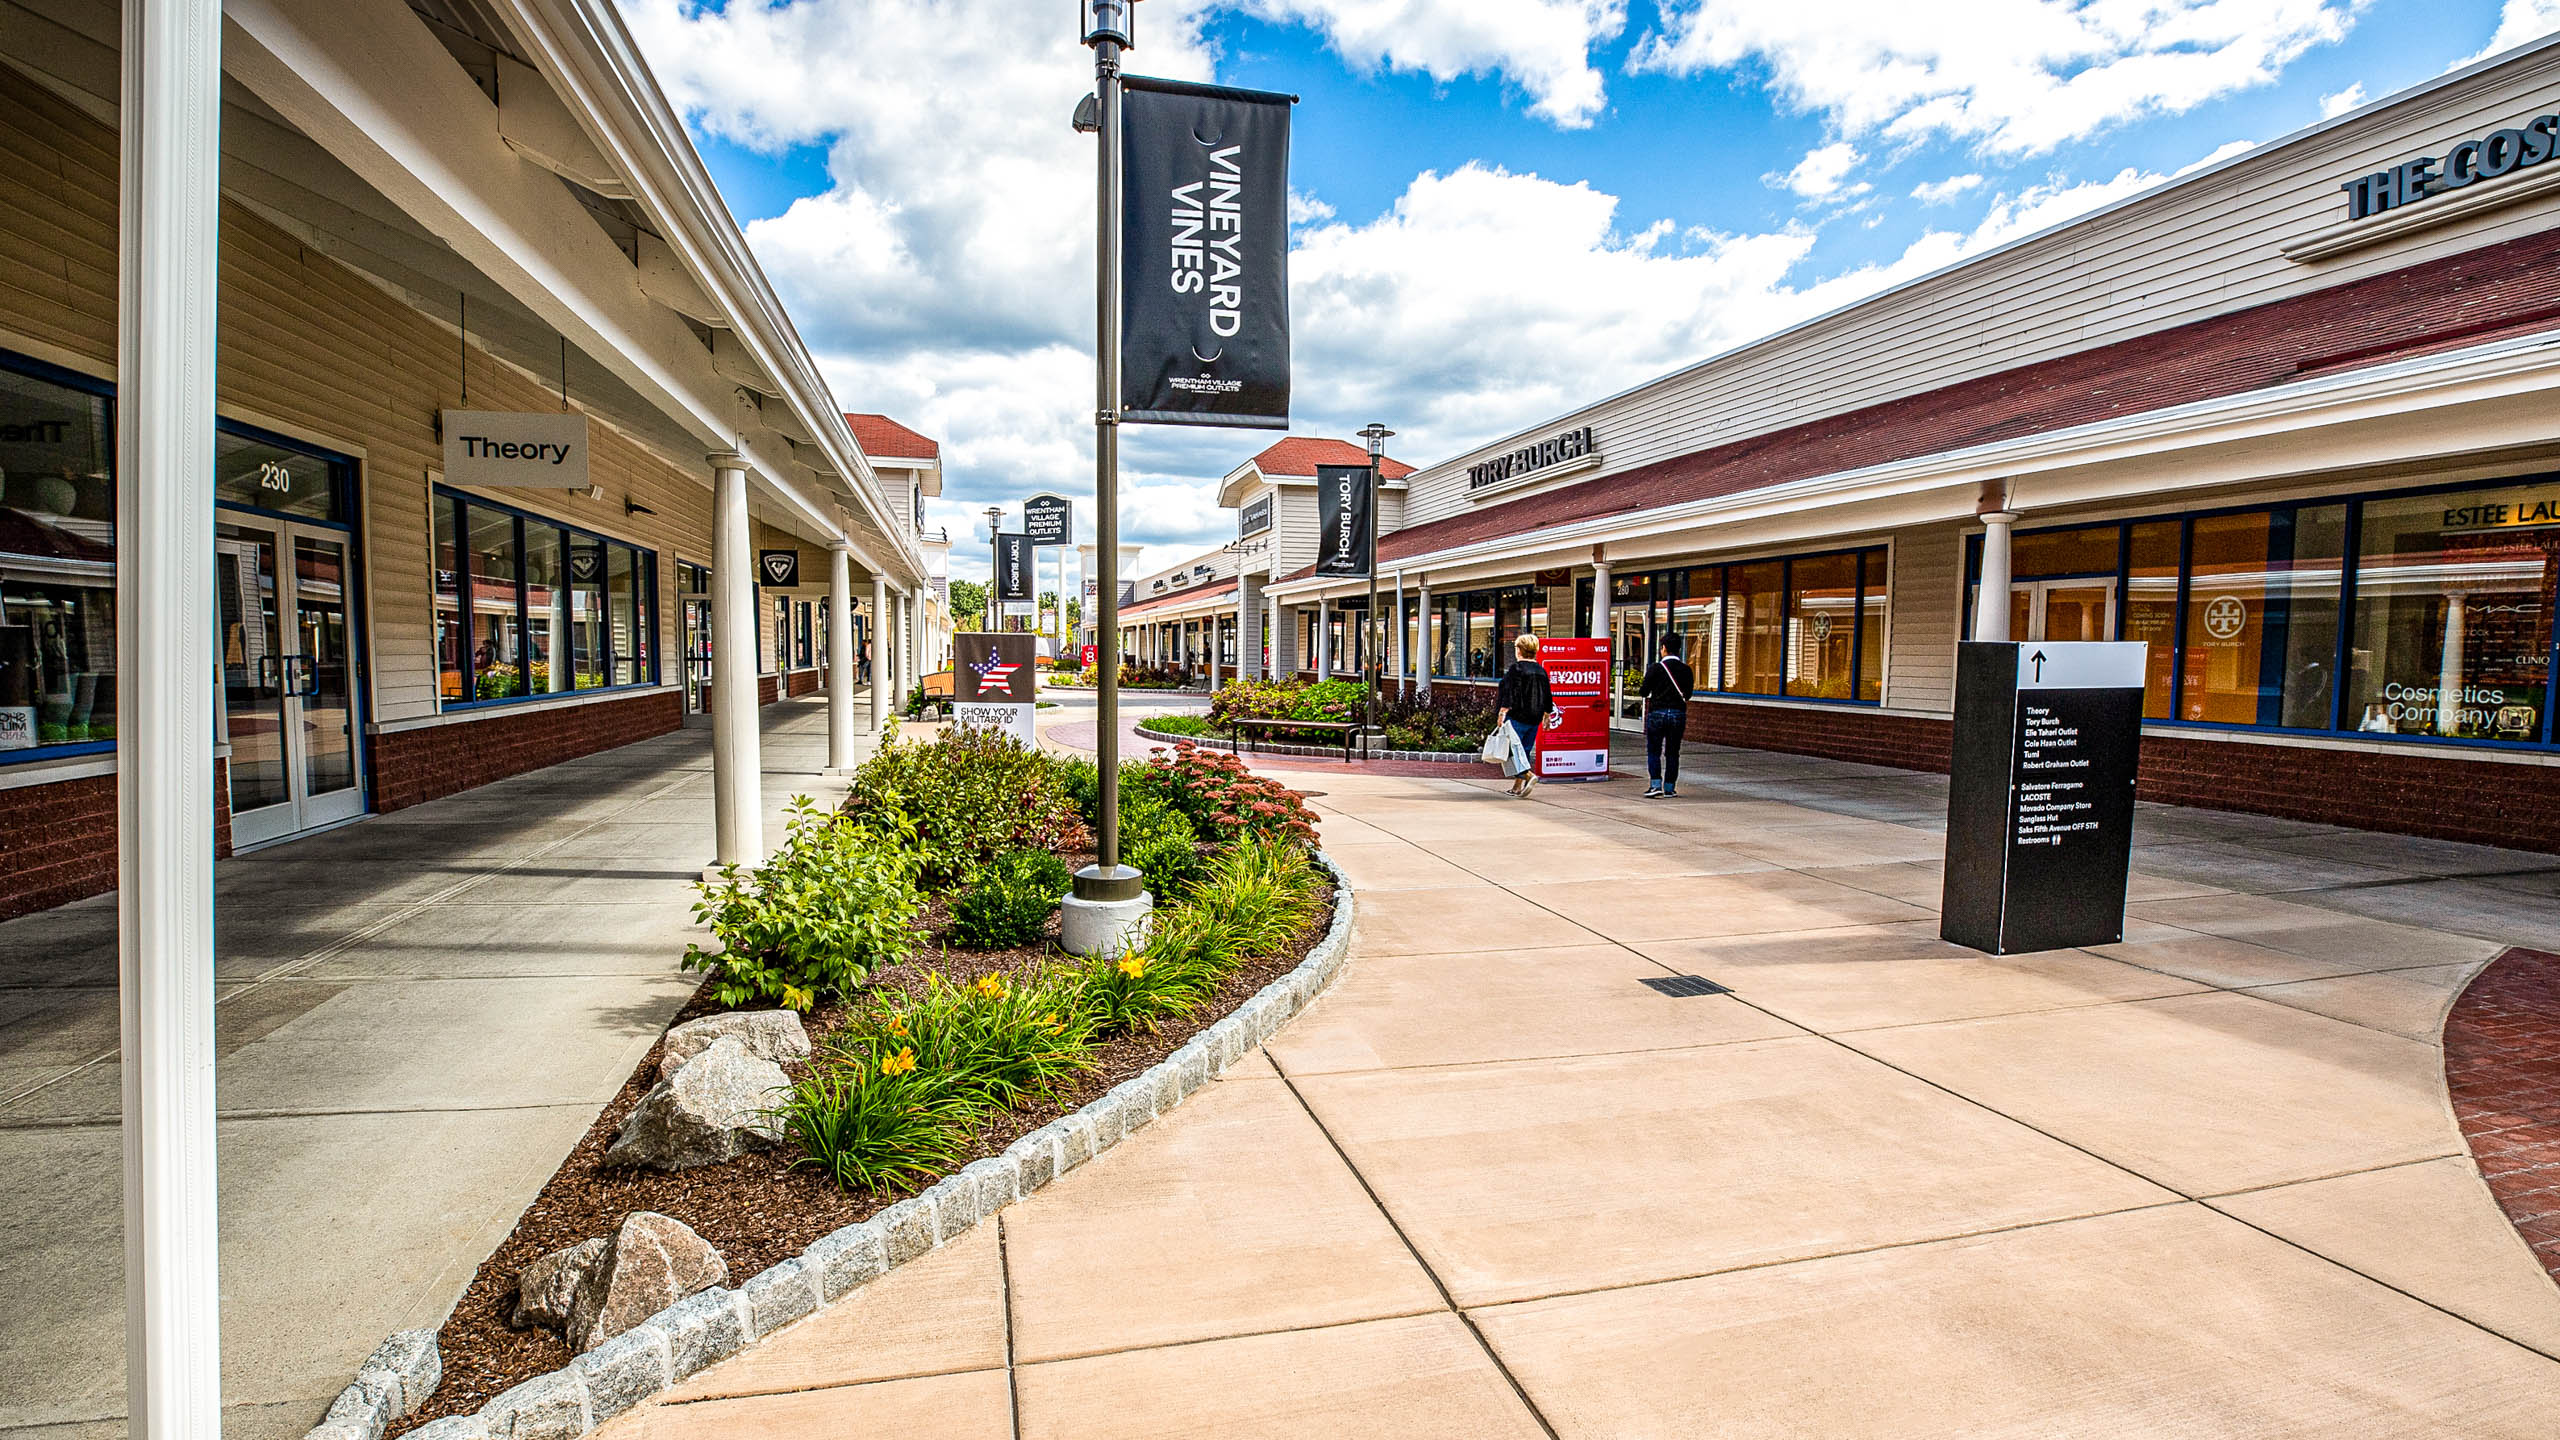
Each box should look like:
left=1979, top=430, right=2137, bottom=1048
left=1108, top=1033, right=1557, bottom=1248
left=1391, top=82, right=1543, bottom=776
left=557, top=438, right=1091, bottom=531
left=1727, top=560, right=1785, bottom=695
left=1464, top=594, right=1496, bottom=678
left=1785, top=553, right=1859, bottom=699
left=2346, top=485, right=2555, bottom=742
left=0, top=359, right=114, bottom=756
left=2125, top=521, right=2179, bottom=719
left=2180, top=507, right=2344, bottom=728
left=1671, top=570, right=1721, bottom=692
left=435, top=489, right=653, bottom=709
left=1856, top=550, right=1887, bottom=703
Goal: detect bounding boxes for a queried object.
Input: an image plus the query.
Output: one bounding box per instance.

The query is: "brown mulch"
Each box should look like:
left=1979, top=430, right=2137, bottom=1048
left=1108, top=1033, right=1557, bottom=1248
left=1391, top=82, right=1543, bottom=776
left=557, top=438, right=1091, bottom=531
left=390, top=866, right=1336, bottom=1433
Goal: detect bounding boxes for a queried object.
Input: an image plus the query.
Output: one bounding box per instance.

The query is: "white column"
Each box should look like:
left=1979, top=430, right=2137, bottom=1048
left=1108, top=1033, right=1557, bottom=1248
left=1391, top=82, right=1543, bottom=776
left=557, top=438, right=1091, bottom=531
left=1315, top=596, right=1331, bottom=678
left=120, top=1, right=224, bottom=1430
left=2438, top=595, right=2468, bottom=737
left=870, top=574, right=892, bottom=732
left=1416, top=577, right=1433, bottom=698
left=1267, top=597, right=1282, bottom=677
left=1206, top=612, right=1221, bottom=688
left=710, top=454, right=762, bottom=867
left=900, top=592, right=917, bottom=701
left=1237, top=585, right=1255, bottom=681
left=826, top=546, right=855, bottom=771
left=1591, top=554, right=1612, bottom=640
left=1392, top=571, right=1407, bottom=694
left=1974, top=511, right=2019, bottom=642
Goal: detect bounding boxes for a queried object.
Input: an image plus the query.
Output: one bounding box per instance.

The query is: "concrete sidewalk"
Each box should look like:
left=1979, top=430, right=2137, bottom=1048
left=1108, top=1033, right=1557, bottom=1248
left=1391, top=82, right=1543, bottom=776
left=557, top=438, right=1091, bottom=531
left=0, top=696, right=869, bottom=1440
left=600, top=743, right=2560, bottom=1439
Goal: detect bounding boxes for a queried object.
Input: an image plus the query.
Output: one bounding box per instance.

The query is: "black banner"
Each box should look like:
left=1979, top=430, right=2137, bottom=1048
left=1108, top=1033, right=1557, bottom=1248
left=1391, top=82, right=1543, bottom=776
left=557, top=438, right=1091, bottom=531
left=757, top=549, right=799, bottom=587
left=1121, top=76, right=1293, bottom=430
left=994, top=533, right=1034, bottom=602
left=1314, top=463, right=1371, bottom=578
left=1024, top=494, right=1072, bottom=547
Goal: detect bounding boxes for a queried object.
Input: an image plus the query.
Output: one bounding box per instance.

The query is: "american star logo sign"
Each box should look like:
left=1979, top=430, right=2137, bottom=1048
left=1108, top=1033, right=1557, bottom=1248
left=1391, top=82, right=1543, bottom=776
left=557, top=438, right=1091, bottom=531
left=970, top=646, right=1021, bottom=697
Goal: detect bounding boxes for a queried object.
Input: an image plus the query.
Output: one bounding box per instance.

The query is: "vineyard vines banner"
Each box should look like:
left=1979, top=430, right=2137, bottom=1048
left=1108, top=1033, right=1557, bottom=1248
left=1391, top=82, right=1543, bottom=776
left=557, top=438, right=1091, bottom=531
left=1120, top=75, right=1295, bottom=430
left=1314, top=463, right=1372, bottom=578
left=1468, top=425, right=1596, bottom=497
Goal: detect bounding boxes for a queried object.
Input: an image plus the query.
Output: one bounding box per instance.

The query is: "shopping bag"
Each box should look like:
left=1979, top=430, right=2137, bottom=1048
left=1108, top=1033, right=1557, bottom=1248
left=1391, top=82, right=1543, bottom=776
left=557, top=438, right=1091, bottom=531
left=1479, top=728, right=1507, bottom=764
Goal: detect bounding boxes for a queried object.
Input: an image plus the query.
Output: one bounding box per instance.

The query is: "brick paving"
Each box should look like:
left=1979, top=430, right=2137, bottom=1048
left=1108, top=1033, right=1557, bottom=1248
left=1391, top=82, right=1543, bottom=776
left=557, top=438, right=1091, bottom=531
left=2445, top=948, right=2560, bottom=1281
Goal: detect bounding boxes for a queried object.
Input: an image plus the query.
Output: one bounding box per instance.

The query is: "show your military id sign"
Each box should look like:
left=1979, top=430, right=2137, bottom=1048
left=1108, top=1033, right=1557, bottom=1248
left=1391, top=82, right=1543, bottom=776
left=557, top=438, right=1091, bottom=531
left=1940, top=641, right=2146, bottom=956
left=953, top=632, right=1038, bottom=748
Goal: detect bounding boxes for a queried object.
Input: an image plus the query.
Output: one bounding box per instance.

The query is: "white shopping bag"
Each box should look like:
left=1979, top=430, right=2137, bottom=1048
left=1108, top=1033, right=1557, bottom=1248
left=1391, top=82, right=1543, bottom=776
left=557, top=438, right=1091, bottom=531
left=1479, top=727, right=1507, bottom=764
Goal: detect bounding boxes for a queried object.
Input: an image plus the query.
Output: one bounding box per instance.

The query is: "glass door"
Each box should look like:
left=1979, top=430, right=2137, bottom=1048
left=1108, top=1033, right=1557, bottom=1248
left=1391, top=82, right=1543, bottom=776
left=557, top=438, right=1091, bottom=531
left=2021, top=579, right=2117, bottom=642
left=219, top=515, right=365, bottom=847
left=1611, top=604, right=1651, bottom=730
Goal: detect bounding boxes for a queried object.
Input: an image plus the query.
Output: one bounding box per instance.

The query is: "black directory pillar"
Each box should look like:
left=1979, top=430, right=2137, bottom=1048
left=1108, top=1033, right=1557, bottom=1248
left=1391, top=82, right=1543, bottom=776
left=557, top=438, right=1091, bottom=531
left=1940, top=641, right=2147, bottom=955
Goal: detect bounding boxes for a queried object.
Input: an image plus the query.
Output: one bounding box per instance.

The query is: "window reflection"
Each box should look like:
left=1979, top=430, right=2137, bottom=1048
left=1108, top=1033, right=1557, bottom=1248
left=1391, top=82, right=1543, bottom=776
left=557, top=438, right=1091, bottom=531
left=2348, top=488, right=2554, bottom=741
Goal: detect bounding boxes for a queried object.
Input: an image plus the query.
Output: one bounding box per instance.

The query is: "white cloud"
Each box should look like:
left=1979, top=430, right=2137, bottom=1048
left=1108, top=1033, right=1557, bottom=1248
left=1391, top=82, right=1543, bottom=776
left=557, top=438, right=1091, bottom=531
left=2319, top=82, right=2365, bottom=118
left=1771, top=141, right=1868, bottom=199
left=1289, top=190, right=1337, bottom=225
left=2456, top=0, right=2560, bottom=67
left=1233, top=0, right=1629, bottom=128
left=1630, top=0, right=2357, bottom=156
left=1910, top=172, right=1984, bottom=204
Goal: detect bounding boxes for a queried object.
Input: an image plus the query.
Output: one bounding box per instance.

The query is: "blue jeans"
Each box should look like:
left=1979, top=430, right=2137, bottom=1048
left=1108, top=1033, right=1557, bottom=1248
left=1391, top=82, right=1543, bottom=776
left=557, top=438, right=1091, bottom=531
left=1508, top=718, right=1538, bottom=776
left=1645, top=708, right=1686, bottom=789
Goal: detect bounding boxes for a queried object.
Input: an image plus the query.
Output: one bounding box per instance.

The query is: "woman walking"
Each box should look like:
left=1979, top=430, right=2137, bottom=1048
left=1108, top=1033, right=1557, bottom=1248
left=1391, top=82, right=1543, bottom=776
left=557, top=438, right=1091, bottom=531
left=1494, top=632, right=1553, bottom=798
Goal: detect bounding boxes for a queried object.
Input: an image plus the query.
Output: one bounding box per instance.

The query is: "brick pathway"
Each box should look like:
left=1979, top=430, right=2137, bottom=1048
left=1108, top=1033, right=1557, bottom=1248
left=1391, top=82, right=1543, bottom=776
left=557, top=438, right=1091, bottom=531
left=2446, top=948, right=2560, bottom=1278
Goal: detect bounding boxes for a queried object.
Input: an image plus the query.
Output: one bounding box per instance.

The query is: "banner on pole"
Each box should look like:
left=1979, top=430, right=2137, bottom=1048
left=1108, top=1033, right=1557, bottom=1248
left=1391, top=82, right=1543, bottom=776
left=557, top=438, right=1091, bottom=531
left=954, top=632, right=1040, bottom=747
left=1120, top=76, right=1294, bottom=430
left=1534, top=637, right=1612, bottom=780
left=1314, top=463, right=1372, bottom=578
left=995, top=533, right=1034, bottom=602
left=1024, top=494, right=1073, bottom=547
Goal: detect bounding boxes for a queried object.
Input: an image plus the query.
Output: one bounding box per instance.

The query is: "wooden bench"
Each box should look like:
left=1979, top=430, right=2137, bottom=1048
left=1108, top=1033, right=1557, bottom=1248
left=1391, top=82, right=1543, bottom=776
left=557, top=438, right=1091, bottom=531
left=1231, top=717, right=1361, bottom=763
left=921, top=669, right=956, bottom=701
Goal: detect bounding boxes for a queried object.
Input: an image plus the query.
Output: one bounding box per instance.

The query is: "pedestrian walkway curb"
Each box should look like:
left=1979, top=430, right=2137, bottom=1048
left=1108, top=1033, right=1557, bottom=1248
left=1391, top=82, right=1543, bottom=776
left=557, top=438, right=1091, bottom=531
left=1134, top=722, right=1479, bottom=765
left=324, top=851, right=1358, bottom=1440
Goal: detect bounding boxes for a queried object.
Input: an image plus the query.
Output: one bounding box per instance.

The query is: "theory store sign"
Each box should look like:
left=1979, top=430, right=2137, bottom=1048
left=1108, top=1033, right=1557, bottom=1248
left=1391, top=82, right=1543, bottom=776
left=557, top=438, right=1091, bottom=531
left=2337, top=109, right=2559, bottom=221
left=441, top=410, right=590, bottom=489
left=1467, top=425, right=1597, bottom=498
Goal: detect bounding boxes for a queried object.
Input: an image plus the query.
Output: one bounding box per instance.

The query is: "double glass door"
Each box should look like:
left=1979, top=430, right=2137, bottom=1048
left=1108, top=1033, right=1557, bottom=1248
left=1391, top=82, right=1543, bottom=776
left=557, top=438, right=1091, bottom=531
left=682, top=596, right=712, bottom=714
left=2010, top=578, right=2116, bottom=643
left=218, top=515, right=363, bottom=847
left=1612, top=605, right=1652, bottom=728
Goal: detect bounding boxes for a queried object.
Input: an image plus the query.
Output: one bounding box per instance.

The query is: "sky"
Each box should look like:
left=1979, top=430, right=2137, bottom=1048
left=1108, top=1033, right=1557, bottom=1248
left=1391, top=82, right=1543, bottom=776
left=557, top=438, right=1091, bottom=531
left=616, top=0, right=2560, bottom=584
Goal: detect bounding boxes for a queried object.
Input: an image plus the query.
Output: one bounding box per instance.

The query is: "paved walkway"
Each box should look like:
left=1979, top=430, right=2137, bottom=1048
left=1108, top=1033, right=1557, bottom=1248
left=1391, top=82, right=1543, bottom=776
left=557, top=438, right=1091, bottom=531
left=0, top=697, right=867, bottom=1440
left=601, top=743, right=2560, bottom=1438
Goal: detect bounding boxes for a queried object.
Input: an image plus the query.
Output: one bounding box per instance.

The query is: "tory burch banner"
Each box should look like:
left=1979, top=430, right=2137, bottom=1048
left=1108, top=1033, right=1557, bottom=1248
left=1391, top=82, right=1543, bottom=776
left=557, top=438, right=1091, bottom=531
left=1314, top=463, right=1372, bottom=578
left=1120, top=75, right=1294, bottom=430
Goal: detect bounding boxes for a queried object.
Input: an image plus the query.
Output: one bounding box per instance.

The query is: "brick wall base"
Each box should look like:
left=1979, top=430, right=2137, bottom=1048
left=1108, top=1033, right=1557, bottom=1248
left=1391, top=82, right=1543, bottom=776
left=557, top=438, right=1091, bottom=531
left=370, top=689, right=684, bottom=813
left=1, top=758, right=235, bottom=923
left=1683, top=698, right=1952, bottom=773
left=786, top=668, right=820, bottom=698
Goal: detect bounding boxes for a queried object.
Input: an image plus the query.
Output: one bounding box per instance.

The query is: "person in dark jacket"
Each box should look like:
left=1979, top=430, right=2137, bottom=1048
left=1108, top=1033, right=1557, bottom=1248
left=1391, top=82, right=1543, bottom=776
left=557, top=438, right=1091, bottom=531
left=1639, top=633, right=1694, bottom=798
left=1494, top=633, right=1553, bottom=798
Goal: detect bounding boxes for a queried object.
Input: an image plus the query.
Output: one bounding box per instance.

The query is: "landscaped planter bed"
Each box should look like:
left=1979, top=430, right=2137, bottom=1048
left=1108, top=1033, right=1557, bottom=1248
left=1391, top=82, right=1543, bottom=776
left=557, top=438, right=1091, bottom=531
left=319, top=734, right=1346, bottom=1440
left=1136, top=719, right=1481, bottom=764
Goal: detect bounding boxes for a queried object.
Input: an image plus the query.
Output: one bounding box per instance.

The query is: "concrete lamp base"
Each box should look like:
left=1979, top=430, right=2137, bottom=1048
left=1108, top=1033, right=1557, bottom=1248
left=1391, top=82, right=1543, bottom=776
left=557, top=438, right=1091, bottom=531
left=1065, top=863, right=1152, bottom=957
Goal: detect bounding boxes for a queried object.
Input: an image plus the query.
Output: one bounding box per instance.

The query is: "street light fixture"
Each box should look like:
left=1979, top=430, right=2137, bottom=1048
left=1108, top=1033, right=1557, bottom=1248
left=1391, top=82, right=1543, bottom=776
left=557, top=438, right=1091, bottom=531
left=1356, top=422, right=1393, bottom=747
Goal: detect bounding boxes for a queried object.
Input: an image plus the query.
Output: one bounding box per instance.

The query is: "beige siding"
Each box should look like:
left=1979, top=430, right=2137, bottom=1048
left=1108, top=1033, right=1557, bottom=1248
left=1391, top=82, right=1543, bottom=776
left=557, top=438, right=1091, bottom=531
left=0, top=80, right=725, bottom=729
left=1883, top=523, right=1965, bottom=715
left=1397, top=46, right=2560, bottom=532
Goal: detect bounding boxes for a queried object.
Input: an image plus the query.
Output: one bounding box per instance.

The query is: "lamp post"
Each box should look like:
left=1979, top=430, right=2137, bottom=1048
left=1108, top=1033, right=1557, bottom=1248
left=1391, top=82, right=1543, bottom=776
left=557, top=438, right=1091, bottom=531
left=984, top=504, right=1004, bottom=632
left=1357, top=421, right=1393, bottom=746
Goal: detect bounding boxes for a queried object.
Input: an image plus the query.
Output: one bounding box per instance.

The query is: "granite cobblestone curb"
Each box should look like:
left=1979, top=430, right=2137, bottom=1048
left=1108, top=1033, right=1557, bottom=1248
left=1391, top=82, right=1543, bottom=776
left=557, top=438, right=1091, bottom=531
left=1134, top=722, right=1480, bottom=765
left=318, top=851, right=1357, bottom=1440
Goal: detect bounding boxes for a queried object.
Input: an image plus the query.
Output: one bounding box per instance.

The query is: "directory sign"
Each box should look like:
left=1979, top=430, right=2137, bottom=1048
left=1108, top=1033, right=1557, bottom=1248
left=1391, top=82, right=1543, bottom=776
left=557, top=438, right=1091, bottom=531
left=1940, top=641, right=2146, bottom=955
left=1534, top=637, right=1612, bottom=780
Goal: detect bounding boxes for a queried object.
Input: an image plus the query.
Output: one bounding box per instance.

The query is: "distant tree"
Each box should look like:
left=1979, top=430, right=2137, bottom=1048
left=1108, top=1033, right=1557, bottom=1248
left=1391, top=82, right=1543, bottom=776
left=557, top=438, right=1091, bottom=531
left=948, top=578, right=989, bottom=627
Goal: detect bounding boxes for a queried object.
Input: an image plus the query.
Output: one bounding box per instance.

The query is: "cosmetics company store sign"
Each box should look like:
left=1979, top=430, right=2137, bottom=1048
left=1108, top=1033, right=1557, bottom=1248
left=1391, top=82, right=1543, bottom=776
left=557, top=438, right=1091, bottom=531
left=441, top=411, right=589, bottom=489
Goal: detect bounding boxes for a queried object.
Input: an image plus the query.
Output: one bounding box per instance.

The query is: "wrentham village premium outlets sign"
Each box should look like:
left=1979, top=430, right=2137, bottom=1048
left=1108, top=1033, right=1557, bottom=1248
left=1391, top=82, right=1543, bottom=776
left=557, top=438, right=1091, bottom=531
left=1467, top=425, right=1597, bottom=499
left=440, top=410, right=589, bottom=489
left=2337, top=107, right=2560, bottom=221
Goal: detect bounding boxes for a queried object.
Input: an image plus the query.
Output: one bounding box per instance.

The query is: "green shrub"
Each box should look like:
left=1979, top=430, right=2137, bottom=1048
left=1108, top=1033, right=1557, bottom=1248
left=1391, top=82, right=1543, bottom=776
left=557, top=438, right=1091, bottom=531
left=946, top=849, right=1072, bottom=949
left=682, top=798, right=921, bottom=1011
left=1288, top=679, right=1366, bottom=724
left=1079, top=836, right=1328, bottom=1037
left=1051, top=754, right=1102, bottom=828
left=776, top=1052, right=975, bottom=1194
left=843, top=728, right=1088, bottom=886
left=1078, top=934, right=1218, bottom=1034
left=1120, top=789, right=1205, bottom=898
left=1141, top=714, right=1216, bottom=737
left=1208, top=676, right=1301, bottom=729
left=1186, top=834, right=1326, bottom=957
left=1141, top=744, right=1320, bottom=849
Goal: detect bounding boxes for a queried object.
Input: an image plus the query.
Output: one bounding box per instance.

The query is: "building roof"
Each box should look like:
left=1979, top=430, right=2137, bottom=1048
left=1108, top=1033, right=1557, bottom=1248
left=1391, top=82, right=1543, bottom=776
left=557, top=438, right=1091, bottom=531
left=1122, top=575, right=1241, bottom=617
left=843, top=413, right=941, bottom=461
left=1290, top=226, right=2560, bottom=581
left=1249, top=435, right=1416, bottom=481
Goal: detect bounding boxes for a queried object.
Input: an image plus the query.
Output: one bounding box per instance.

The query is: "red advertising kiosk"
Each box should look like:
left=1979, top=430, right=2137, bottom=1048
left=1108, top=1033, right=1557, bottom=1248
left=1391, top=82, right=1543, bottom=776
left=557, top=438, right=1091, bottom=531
left=1536, top=637, right=1611, bottom=780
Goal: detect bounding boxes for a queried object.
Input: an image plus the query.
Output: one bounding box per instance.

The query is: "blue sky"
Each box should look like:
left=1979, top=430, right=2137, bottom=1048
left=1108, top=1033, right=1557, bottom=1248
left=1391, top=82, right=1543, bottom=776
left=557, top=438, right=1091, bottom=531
left=622, top=0, right=2559, bottom=580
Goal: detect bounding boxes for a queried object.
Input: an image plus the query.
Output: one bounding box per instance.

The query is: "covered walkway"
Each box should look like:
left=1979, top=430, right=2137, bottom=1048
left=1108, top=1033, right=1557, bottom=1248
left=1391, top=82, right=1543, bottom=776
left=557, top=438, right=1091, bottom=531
left=0, top=697, right=866, bottom=1440
left=599, top=745, right=2560, bottom=1438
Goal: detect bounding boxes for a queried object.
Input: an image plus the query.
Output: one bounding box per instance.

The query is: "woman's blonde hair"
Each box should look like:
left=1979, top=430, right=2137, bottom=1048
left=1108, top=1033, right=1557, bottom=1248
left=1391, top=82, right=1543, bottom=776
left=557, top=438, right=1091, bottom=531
left=1514, top=632, right=1540, bottom=659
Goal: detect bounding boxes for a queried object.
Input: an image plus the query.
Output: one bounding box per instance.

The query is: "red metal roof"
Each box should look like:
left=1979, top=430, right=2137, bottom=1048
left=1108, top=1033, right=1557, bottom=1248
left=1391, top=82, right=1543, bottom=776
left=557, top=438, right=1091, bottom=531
left=843, top=413, right=941, bottom=460
left=1296, top=226, right=2560, bottom=580
left=1249, top=435, right=1416, bottom=480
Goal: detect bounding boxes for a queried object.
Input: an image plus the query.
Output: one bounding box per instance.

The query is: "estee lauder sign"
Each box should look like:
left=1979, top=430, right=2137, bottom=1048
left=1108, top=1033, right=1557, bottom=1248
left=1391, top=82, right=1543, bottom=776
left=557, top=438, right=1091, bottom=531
left=1468, top=425, right=1595, bottom=497
left=2338, top=110, right=2560, bottom=222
